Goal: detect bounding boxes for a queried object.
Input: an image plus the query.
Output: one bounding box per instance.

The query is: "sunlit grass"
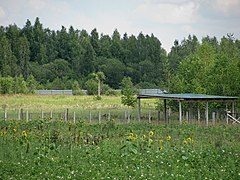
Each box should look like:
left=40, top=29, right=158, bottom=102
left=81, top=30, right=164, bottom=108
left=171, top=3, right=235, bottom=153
left=0, top=94, right=157, bottom=111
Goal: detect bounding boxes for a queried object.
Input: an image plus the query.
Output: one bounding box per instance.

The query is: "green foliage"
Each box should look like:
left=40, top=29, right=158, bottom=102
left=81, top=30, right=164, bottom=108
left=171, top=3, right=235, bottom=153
left=0, top=17, right=240, bottom=97
left=0, top=76, right=14, bottom=94
left=121, top=77, right=137, bottom=108
left=169, top=36, right=240, bottom=98
left=0, top=75, right=38, bottom=94
left=85, top=79, right=98, bottom=95
left=0, top=121, right=240, bottom=179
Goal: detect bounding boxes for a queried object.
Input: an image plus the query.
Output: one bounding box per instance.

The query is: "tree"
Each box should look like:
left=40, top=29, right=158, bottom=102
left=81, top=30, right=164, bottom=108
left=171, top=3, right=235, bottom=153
left=92, top=71, right=105, bottom=97
left=16, top=35, right=30, bottom=78
left=26, top=74, right=37, bottom=93
left=13, top=75, right=28, bottom=94
left=96, top=57, right=125, bottom=89
left=121, top=77, right=137, bottom=108
left=85, top=79, right=98, bottom=95
left=0, top=76, right=14, bottom=94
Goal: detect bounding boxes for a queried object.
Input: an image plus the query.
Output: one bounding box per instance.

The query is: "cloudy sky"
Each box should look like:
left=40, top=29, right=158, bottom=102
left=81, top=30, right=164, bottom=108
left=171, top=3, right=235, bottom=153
left=0, top=0, right=240, bottom=52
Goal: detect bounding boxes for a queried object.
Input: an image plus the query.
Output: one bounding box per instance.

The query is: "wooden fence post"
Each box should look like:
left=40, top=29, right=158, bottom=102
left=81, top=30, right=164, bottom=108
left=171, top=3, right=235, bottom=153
left=197, top=107, right=200, bottom=123
left=66, top=108, right=69, bottom=121
left=73, top=112, right=76, bottom=123
left=41, top=111, right=44, bottom=120
left=148, top=111, right=151, bottom=123
left=4, top=109, right=7, bottom=120
left=50, top=111, right=53, bottom=120
left=127, top=111, right=130, bottom=124
left=64, top=110, right=67, bottom=122
left=98, top=111, right=101, bottom=124
left=186, top=111, right=189, bottom=123
left=18, top=109, right=21, bottom=120
left=212, top=112, right=215, bottom=125
left=21, top=109, right=24, bottom=120
left=108, top=110, right=111, bottom=121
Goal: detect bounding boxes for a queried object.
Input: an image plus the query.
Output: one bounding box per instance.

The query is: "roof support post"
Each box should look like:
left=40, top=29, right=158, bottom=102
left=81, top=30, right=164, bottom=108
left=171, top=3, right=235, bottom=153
left=164, top=99, right=167, bottom=124
left=232, top=101, right=235, bottom=118
left=205, top=101, right=209, bottom=126
left=179, top=101, right=182, bottom=124
left=189, top=102, right=193, bottom=123
left=197, top=103, right=200, bottom=123
left=138, top=98, right=141, bottom=122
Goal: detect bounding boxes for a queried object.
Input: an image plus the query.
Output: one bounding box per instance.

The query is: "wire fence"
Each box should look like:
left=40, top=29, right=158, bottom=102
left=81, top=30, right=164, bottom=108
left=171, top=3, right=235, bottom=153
left=0, top=108, right=233, bottom=125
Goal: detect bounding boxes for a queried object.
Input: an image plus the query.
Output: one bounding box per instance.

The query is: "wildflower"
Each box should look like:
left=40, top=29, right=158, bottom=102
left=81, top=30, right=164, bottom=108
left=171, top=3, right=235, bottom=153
left=127, top=135, right=135, bottom=142
left=22, top=130, right=27, bottom=138
left=143, top=134, right=147, bottom=140
left=13, top=128, right=17, bottom=133
left=129, top=132, right=134, bottom=137
left=159, top=145, right=163, bottom=151
left=183, top=137, right=194, bottom=144
left=166, top=135, right=171, bottom=141
left=149, top=131, right=154, bottom=136
left=159, top=139, right=164, bottom=144
left=148, top=138, right=153, bottom=144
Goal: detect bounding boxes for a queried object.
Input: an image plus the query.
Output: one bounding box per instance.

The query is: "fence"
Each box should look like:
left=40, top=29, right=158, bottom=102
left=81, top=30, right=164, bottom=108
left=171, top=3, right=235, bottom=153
left=36, top=90, right=73, bottom=95
left=0, top=108, right=232, bottom=125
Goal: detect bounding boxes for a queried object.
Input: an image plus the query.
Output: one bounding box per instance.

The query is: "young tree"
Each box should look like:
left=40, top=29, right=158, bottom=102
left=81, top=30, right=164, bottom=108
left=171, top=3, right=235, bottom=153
left=93, top=71, right=105, bottom=97
left=121, top=77, right=137, bottom=108
left=26, top=74, right=37, bottom=93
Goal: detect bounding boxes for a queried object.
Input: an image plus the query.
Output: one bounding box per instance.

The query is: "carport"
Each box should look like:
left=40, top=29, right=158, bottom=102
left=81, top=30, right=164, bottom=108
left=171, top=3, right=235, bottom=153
left=137, top=93, right=239, bottom=125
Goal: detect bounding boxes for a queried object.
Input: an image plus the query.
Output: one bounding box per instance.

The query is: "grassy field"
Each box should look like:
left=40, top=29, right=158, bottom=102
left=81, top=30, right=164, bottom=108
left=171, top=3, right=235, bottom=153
left=0, top=94, right=157, bottom=111
left=1, top=95, right=239, bottom=178
left=0, top=119, right=240, bottom=179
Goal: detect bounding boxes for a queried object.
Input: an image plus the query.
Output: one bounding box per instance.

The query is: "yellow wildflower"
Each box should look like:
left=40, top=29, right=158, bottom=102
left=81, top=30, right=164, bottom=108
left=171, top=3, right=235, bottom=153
left=149, top=131, right=154, bottom=136
left=22, top=130, right=27, bottom=138
left=159, top=139, right=164, bottom=144
left=129, top=132, right=134, bottom=137
left=166, top=135, right=171, bottom=141
left=143, top=134, right=147, bottom=140
left=127, top=135, right=135, bottom=142
left=148, top=138, right=153, bottom=144
left=159, top=146, right=163, bottom=151
left=185, top=137, right=194, bottom=144
left=13, top=128, right=17, bottom=133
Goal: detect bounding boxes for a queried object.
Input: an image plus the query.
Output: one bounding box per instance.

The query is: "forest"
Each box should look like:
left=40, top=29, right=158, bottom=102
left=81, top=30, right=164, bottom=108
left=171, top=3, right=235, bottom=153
left=0, top=17, right=240, bottom=96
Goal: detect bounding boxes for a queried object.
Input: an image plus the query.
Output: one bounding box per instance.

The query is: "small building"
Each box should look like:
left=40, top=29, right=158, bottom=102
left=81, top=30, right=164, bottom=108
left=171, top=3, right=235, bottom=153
left=36, top=90, right=73, bottom=95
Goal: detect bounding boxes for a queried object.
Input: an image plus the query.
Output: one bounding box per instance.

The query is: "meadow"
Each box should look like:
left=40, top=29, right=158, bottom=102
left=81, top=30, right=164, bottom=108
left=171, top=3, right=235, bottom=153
left=0, top=95, right=240, bottom=179
left=0, top=119, right=240, bottom=179
left=0, top=94, right=160, bottom=111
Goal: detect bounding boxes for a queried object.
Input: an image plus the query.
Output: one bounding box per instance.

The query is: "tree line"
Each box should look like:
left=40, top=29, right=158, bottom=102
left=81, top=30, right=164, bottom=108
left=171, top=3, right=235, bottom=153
left=0, top=17, right=240, bottom=97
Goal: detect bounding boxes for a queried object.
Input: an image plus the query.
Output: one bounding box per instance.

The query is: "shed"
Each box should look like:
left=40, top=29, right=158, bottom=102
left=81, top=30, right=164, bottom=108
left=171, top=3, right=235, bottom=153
left=137, top=93, right=239, bottom=125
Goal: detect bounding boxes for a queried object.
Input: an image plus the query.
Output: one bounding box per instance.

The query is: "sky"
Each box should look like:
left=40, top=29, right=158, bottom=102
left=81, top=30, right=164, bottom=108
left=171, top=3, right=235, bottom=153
left=0, top=0, right=240, bottom=52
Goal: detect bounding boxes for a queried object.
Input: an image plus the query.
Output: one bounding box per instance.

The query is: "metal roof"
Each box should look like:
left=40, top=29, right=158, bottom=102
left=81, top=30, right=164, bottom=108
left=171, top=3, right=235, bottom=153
left=137, top=93, right=239, bottom=102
